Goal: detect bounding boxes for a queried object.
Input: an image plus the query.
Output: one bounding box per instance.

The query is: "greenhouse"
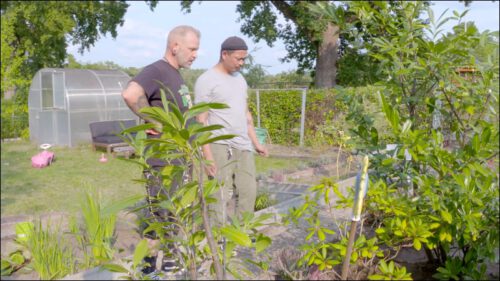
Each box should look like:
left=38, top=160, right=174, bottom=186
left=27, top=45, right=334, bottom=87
left=28, top=68, right=138, bottom=147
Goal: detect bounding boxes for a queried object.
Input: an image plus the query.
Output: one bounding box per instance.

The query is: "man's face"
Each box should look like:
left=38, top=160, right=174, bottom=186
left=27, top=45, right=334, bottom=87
left=175, top=32, right=200, bottom=69
left=222, top=50, right=247, bottom=73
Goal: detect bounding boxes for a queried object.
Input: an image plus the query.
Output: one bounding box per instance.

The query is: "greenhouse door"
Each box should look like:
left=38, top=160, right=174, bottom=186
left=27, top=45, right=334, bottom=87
left=52, top=71, right=68, bottom=145
left=39, top=71, right=67, bottom=145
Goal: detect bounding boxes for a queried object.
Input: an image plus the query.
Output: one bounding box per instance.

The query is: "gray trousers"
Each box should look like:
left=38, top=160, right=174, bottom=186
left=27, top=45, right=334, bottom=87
left=209, top=143, right=257, bottom=227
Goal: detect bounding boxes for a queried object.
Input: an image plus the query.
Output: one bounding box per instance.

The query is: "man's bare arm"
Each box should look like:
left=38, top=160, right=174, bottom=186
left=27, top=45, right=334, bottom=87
left=122, top=81, right=161, bottom=134
left=122, top=81, right=150, bottom=117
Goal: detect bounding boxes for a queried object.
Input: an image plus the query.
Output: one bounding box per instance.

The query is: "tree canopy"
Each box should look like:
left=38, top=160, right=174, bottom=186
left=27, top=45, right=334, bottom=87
left=181, top=0, right=339, bottom=88
left=0, top=1, right=150, bottom=99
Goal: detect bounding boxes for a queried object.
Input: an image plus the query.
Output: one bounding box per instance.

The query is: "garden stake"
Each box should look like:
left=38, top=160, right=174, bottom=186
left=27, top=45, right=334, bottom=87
left=341, top=156, right=369, bottom=280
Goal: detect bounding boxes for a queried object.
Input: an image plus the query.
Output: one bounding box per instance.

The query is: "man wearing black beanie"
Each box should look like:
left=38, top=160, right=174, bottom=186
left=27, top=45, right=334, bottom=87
left=194, top=36, right=269, bottom=231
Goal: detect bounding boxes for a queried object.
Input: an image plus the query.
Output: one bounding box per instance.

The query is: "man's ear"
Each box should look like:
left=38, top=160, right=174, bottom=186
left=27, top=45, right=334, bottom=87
left=172, top=43, right=179, bottom=55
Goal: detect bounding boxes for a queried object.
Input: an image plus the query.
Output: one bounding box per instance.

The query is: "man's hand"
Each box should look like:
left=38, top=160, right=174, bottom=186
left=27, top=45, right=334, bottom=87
left=204, top=159, right=217, bottom=177
left=255, top=143, right=269, bottom=157
left=145, top=121, right=162, bottom=135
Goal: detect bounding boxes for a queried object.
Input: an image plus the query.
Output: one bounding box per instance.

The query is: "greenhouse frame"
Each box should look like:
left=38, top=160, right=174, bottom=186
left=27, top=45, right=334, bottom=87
left=28, top=68, right=139, bottom=147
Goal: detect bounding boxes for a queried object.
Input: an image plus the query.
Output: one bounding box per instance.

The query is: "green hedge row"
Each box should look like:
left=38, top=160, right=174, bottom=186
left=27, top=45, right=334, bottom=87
left=1, top=99, right=29, bottom=140
left=248, top=86, right=382, bottom=147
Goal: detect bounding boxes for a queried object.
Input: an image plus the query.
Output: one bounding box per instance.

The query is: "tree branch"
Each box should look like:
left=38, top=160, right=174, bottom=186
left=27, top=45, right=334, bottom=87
left=270, top=0, right=299, bottom=23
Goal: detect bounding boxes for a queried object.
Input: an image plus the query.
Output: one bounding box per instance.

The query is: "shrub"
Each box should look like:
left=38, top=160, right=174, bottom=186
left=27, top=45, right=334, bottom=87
left=1, top=98, right=28, bottom=140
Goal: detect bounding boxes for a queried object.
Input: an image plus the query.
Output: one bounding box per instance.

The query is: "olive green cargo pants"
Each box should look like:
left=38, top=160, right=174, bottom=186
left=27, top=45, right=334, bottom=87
left=209, top=143, right=257, bottom=227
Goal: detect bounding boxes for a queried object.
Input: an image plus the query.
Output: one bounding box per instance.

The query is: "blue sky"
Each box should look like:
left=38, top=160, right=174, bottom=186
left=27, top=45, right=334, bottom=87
left=67, top=1, right=499, bottom=75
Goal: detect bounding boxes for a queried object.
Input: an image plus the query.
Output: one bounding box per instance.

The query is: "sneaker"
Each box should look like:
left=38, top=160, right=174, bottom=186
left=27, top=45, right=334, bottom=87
left=162, top=258, right=179, bottom=274
left=162, top=257, right=187, bottom=276
left=141, top=256, right=157, bottom=275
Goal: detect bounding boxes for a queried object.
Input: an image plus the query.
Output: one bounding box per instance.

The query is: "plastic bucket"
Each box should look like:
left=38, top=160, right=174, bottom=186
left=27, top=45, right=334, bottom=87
left=255, top=127, right=268, bottom=145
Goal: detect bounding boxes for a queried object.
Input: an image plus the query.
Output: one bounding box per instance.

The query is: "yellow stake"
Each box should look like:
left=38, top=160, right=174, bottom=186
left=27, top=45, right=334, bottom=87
left=341, top=155, right=369, bottom=280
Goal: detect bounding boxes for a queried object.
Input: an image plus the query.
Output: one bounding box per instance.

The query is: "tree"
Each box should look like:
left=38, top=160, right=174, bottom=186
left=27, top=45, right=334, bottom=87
left=180, top=0, right=344, bottom=88
left=240, top=49, right=267, bottom=88
left=0, top=1, right=157, bottom=99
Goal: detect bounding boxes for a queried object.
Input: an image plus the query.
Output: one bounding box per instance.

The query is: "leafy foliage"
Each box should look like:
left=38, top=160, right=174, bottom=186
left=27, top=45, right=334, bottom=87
left=1, top=98, right=28, bottom=139
left=0, top=188, right=142, bottom=279
left=338, top=3, right=499, bottom=280
left=0, top=1, right=147, bottom=99
left=254, top=192, right=277, bottom=211
left=111, top=89, right=274, bottom=279
left=182, top=1, right=350, bottom=87
left=12, top=221, right=77, bottom=280
left=368, top=260, right=412, bottom=280
left=248, top=86, right=385, bottom=147
left=280, top=2, right=498, bottom=280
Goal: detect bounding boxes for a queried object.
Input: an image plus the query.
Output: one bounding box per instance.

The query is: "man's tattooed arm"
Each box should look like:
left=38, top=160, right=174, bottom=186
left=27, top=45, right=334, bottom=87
left=122, top=81, right=162, bottom=132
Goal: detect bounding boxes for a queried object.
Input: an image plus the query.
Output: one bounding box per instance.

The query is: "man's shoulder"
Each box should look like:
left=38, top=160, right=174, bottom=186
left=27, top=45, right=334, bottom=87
left=195, top=68, right=217, bottom=86
left=198, top=68, right=217, bottom=79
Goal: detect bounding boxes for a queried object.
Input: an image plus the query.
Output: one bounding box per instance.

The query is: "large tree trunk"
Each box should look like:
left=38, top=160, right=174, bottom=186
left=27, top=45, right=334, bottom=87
left=314, top=23, right=339, bottom=88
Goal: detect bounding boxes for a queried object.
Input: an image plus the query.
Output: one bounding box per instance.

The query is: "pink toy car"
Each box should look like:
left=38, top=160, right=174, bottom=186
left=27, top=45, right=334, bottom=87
left=31, top=150, right=55, bottom=168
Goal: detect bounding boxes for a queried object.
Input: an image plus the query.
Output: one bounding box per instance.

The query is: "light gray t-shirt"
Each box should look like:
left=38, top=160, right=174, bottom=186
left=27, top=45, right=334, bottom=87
left=194, top=68, right=253, bottom=151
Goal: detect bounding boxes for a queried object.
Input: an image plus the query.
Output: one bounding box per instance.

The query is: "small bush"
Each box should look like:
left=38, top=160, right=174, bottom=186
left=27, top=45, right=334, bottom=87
left=1, top=98, right=28, bottom=140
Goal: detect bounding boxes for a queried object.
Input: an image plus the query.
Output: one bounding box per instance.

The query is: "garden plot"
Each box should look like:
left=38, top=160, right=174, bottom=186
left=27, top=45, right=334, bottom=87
left=1, top=144, right=361, bottom=280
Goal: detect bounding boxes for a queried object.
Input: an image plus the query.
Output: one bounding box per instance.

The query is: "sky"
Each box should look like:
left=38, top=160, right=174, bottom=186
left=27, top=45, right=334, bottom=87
left=67, top=1, right=500, bottom=75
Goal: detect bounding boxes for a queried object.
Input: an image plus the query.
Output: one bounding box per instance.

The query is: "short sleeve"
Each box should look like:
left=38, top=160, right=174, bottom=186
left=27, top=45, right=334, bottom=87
left=194, top=73, right=212, bottom=104
left=131, top=65, right=162, bottom=99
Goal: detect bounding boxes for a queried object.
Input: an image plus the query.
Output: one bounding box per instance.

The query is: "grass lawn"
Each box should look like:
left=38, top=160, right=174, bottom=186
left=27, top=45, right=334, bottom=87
left=1, top=140, right=307, bottom=217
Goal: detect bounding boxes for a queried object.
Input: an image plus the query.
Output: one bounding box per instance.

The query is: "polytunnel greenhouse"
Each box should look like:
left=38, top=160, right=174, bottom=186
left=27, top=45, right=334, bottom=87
left=28, top=68, right=139, bottom=147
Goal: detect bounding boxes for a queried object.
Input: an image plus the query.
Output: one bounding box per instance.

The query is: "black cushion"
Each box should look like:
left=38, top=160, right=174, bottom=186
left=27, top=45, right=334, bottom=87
left=89, top=120, right=137, bottom=144
left=93, top=135, right=124, bottom=144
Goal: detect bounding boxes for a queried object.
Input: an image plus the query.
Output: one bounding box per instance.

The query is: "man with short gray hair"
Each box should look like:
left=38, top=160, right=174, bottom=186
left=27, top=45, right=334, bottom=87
left=122, top=25, right=200, bottom=277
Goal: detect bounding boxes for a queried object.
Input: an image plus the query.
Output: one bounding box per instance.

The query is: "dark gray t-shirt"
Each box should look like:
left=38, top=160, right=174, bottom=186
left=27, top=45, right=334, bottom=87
left=132, top=59, right=191, bottom=112
left=131, top=59, right=192, bottom=167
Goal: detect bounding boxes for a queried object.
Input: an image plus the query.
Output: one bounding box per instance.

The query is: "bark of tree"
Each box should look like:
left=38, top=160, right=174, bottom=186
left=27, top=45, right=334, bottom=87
left=270, top=1, right=339, bottom=88
left=314, top=23, right=339, bottom=88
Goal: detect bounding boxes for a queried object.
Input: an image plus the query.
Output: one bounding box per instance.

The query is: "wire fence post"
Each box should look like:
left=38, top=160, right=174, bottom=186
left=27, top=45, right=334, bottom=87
left=299, top=88, right=307, bottom=147
left=256, top=89, right=261, bottom=128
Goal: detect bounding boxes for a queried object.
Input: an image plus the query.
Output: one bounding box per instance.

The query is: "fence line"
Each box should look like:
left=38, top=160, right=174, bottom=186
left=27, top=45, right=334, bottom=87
left=249, top=88, right=309, bottom=147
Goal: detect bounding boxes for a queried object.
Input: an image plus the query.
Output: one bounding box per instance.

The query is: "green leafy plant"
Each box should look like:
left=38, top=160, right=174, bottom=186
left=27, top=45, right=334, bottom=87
left=280, top=3, right=499, bottom=280
left=254, top=192, right=277, bottom=211
left=285, top=179, right=387, bottom=279
left=326, top=2, right=499, bottom=280
left=102, top=239, right=154, bottom=280
left=68, top=188, right=136, bottom=268
left=0, top=98, right=29, bottom=140
left=368, top=260, right=412, bottom=280
left=248, top=88, right=352, bottom=146
left=111, top=88, right=274, bottom=279
left=81, top=188, right=116, bottom=263
left=14, top=220, right=77, bottom=280
left=0, top=250, right=26, bottom=276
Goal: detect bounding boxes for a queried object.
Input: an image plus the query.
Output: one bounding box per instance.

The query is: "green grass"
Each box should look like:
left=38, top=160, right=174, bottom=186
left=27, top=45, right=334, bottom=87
left=1, top=141, right=143, bottom=217
left=255, top=156, right=309, bottom=176
left=1, top=141, right=308, bottom=217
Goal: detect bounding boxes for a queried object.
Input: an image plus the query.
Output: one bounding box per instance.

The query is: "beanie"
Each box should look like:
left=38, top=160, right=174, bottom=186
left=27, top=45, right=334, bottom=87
left=221, top=36, right=248, bottom=51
